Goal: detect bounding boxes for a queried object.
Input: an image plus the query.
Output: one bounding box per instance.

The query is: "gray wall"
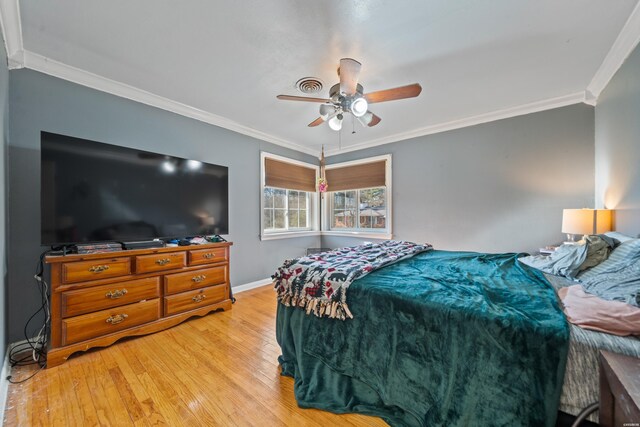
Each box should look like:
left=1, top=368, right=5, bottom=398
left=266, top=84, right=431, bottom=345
left=323, top=104, right=595, bottom=253
left=7, top=69, right=319, bottom=342
left=595, top=43, right=640, bottom=236
left=0, top=35, right=9, bottom=355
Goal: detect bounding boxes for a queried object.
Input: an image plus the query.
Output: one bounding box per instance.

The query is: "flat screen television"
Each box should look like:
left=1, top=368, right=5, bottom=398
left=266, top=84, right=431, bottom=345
left=41, top=131, right=229, bottom=245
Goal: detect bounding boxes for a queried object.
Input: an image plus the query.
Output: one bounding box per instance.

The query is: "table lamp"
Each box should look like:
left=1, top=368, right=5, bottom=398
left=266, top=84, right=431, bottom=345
left=562, top=208, right=613, bottom=242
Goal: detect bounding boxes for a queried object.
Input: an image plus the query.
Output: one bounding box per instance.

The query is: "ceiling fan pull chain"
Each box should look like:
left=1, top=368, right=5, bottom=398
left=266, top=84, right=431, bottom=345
left=352, top=114, right=356, bottom=134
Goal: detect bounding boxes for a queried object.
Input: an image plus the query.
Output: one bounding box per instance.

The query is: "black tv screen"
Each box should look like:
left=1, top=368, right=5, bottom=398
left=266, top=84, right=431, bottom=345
left=41, top=132, right=229, bottom=245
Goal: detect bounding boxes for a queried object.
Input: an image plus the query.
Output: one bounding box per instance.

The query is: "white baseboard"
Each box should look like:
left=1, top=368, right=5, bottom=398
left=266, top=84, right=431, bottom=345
left=232, top=278, right=272, bottom=294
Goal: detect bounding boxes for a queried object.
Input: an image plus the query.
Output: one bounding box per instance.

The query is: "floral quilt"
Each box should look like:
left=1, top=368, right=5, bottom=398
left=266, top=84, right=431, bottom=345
left=273, top=240, right=433, bottom=320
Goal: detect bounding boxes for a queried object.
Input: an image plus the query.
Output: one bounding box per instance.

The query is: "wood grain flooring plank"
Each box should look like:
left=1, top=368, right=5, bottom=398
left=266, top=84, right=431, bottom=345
left=81, top=353, right=135, bottom=426
left=68, top=360, right=101, bottom=427
left=131, top=350, right=204, bottom=425
left=108, top=366, right=147, bottom=424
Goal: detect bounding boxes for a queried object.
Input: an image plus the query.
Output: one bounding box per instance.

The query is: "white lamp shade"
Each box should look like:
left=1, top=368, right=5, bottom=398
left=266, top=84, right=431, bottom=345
left=562, top=209, right=613, bottom=235
left=328, top=115, right=342, bottom=131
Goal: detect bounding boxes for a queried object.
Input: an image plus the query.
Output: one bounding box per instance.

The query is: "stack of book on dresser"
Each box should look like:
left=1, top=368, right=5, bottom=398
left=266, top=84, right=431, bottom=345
left=74, top=242, right=123, bottom=254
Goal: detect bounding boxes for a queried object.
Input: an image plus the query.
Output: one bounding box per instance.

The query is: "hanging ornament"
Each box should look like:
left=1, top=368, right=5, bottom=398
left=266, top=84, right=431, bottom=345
left=317, top=177, right=328, bottom=193
left=318, top=145, right=328, bottom=193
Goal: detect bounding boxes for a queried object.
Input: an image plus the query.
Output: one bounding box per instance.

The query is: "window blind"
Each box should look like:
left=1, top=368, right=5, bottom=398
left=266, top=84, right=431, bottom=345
left=325, top=160, right=386, bottom=192
left=264, top=157, right=316, bottom=192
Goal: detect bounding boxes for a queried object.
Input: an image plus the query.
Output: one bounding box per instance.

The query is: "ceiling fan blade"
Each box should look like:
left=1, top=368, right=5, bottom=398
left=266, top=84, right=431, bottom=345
left=368, top=113, right=382, bottom=127
left=339, top=58, right=362, bottom=95
left=364, top=83, right=422, bottom=104
left=308, top=117, right=325, bottom=127
left=277, top=95, right=331, bottom=103
left=357, top=111, right=382, bottom=127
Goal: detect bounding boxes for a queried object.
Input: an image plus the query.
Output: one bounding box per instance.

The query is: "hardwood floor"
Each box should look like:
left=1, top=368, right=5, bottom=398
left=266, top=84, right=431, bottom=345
left=4, top=286, right=386, bottom=426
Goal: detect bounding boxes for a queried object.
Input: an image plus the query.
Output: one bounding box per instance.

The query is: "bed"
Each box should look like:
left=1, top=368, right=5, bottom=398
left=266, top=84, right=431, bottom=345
left=275, top=245, right=640, bottom=426
left=276, top=249, right=569, bottom=426
left=544, top=274, right=640, bottom=418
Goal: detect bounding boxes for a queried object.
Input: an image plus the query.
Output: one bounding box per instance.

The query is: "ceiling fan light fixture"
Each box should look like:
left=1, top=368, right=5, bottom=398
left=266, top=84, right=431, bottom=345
left=328, top=114, right=343, bottom=131
left=351, top=97, right=368, bottom=117
left=277, top=58, right=422, bottom=131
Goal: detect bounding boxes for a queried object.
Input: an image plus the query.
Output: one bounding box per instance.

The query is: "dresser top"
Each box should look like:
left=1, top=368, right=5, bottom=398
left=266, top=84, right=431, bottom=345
left=45, top=241, right=233, bottom=264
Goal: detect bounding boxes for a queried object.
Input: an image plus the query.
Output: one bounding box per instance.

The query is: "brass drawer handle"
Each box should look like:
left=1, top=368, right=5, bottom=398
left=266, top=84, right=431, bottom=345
left=155, top=258, right=171, bottom=266
left=89, top=265, right=110, bottom=273
left=191, top=274, right=207, bottom=283
left=192, top=294, right=206, bottom=303
left=203, top=253, right=214, bottom=259
left=106, top=313, right=128, bottom=325
left=105, top=289, right=128, bottom=299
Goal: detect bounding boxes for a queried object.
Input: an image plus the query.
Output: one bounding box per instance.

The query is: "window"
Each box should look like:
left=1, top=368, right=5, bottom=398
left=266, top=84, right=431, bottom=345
left=330, top=188, right=387, bottom=230
left=331, top=190, right=357, bottom=229
left=261, top=152, right=319, bottom=239
left=260, top=152, right=388, bottom=239
left=263, top=188, right=310, bottom=231
left=324, top=155, right=391, bottom=237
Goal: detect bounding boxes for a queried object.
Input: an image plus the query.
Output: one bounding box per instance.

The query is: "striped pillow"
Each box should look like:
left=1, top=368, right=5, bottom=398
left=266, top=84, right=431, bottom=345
left=578, top=238, right=640, bottom=280
left=604, top=231, right=635, bottom=243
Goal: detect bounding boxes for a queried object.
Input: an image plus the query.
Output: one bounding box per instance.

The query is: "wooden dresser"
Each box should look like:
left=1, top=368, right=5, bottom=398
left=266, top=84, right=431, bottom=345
left=45, top=242, right=233, bottom=367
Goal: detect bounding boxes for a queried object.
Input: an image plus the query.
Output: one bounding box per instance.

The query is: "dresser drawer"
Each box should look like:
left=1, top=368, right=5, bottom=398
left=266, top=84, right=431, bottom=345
left=62, top=257, right=131, bottom=284
left=61, top=299, right=161, bottom=346
left=164, top=284, right=227, bottom=316
left=189, top=247, right=228, bottom=266
left=61, top=277, right=160, bottom=318
left=164, top=266, right=227, bottom=295
left=135, top=252, right=186, bottom=274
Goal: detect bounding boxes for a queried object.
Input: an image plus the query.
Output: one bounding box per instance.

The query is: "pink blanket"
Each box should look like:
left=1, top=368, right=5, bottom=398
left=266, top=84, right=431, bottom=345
left=558, top=285, right=640, bottom=336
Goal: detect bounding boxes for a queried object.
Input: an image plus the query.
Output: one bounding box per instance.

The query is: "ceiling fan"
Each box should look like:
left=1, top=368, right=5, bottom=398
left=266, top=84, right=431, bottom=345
left=276, top=58, right=422, bottom=131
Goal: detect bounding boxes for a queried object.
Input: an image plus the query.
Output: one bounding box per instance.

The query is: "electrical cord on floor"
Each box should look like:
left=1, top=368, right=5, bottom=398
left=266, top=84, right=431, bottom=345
left=6, top=250, right=52, bottom=384
left=570, top=402, right=599, bottom=427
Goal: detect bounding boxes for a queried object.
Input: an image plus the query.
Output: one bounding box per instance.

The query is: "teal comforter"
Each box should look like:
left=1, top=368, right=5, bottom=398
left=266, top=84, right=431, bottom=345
left=276, top=251, right=569, bottom=426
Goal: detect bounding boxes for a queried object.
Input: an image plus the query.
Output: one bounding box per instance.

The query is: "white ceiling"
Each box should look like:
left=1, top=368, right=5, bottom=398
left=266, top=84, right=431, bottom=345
left=7, top=0, right=640, bottom=155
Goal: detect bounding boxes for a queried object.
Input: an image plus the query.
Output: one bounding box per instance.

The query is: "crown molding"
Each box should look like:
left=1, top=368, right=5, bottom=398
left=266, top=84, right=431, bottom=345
left=586, top=1, right=640, bottom=101
left=19, top=50, right=319, bottom=156
left=0, top=0, right=24, bottom=68
left=6, top=50, right=594, bottom=160
left=16, top=50, right=592, bottom=159
left=325, top=91, right=586, bottom=156
left=582, top=90, right=598, bottom=107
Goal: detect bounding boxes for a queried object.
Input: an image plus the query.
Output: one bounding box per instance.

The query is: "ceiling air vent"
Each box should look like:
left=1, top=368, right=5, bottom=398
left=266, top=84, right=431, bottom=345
left=296, top=77, right=323, bottom=94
